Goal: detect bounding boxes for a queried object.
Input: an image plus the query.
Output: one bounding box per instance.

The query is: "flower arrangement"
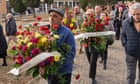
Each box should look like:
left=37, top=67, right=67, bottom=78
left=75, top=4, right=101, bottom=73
left=81, top=14, right=108, bottom=51
left=62, top=9, right=79, bottom=34
left=9, top=17, right=72, bottom=80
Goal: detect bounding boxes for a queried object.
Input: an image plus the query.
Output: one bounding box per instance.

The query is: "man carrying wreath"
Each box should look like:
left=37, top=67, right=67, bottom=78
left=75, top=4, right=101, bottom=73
left=39, top=8, right=76, bottom=84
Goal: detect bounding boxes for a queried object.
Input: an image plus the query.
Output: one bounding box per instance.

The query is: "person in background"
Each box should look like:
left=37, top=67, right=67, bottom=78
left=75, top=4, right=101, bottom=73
left=0, top=24, right=8, bottom=66
left=5, top=13, right=17, bottom=44
left=100, top=11, right=114, bottom=69
left=121, top=3, right=140, bottom=84
left=39, top=8, right=76, bottom=84
left=114, top=6, right=124, bottom=40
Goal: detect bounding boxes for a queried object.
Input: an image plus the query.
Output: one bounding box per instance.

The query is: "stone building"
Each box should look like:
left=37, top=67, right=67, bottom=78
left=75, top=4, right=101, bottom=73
left=0, top=0, right=7, bottom=15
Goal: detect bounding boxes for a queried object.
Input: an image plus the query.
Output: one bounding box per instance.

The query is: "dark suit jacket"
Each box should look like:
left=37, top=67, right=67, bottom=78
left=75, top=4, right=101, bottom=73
left=5, top=18, right=17, bottom=36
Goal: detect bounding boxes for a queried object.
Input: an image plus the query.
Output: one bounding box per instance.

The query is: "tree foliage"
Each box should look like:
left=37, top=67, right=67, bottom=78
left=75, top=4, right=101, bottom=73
left=9, top=0, right=26, bottom=14
left=22, top=0, right=40, bottom=8
left=22, top=0, right=40, bottom=17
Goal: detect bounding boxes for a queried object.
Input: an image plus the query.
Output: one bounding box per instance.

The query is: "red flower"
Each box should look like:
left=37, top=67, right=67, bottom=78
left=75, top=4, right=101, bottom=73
left=18, top=25, right=22, bottom=29
left=39, top=26, right=48, bottom=31
left=20, top=32, right=25, bottom=35
left=36, top=16, right=42, bottom=21
left=39, top=62, right=45, bottom=67
left=30, top=38, right=38, bottom=44
left=16, top=55, right=23, bottom=65
left=33, top=23, right=38, bottom=27
left=75, top=73, right=80, bottom=80
left=52, top=24, right=59, bottom=30
left=11, top=46, right=16, bottom=50
left=104, top=21, right=109, bottom=25
left=83, top=43, right=88, bottom=48
left=44, top=30, right=50, bottom=34
left=46, top=56, right=54, bottom=63
left=25, top=56, right=32, bottom=61
left=16, top=32, right=20, bottom=35
left=18, top=45, right=23, bottom=50
left=31, top=48, right=40, bottom=56
left=95, top=18, right=99, bottom=23
left=22, top=46, right=28, bottom=52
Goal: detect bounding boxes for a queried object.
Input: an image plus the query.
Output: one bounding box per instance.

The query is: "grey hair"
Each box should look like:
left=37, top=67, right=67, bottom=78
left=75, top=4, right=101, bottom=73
left=130, top=3, right=140, bottom=10
left=6, top=13, right=13, bottom=17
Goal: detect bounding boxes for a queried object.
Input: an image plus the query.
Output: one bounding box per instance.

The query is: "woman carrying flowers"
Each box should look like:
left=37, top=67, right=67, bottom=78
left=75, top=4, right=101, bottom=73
left=62, top=9, right=79, bottom=34
left=99, top=11, right=114, bottom=69
left=40, top=8, right=76, bottom=84
left=82, top=8, right=107, bottom=84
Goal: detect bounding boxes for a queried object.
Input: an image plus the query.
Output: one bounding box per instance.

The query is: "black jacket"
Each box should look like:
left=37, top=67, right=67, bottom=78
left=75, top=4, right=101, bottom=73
left=121, top=17, right=140, bottom=57
left=0, top=25, right=8, bottom=56
left=5, top=18, right=17, bottom=36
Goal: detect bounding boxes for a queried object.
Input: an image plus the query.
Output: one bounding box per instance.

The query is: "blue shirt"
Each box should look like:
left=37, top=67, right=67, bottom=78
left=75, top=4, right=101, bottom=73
left=56, top=24, right=76, bottom=74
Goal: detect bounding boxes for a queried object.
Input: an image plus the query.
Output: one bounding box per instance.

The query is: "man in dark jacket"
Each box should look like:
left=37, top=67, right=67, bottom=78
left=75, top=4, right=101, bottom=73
left=121, top=3, right=140, bottom=84
left=5, top=13, right=17, bottom=44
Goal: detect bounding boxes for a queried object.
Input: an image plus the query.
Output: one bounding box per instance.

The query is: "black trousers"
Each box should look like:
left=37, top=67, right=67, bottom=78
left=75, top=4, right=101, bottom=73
left=126, top=54, right=140, bottom=84
left=100, top=42, right=109, bottom=65
left=48, top=73, right=72, bottom=84
left=85, top=46, right=98, bottom=80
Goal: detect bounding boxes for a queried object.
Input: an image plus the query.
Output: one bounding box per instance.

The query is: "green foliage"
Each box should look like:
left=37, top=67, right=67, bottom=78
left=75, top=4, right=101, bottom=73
left=79, top=0, right=88, bottom=11
left=44, top=0, right=54, bottom=5
left=9, top=0, right=26, bottom=14
left=22, top=0, right=40, bottom=8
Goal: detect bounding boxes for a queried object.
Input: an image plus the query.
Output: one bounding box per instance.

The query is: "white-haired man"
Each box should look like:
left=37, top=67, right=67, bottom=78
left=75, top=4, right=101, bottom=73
left=5, top=13, right=17, bottom=44
left=121, top=3, right=140, bottom=84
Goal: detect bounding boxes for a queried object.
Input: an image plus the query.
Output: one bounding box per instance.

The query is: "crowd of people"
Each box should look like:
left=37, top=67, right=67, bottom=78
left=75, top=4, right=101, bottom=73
left=0, top=1, right=140, bottom=84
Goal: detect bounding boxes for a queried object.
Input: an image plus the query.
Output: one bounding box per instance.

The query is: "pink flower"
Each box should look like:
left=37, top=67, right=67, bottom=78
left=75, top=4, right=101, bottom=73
left=22, top=46, right=28, bottom=52
left=46, top=56, right=54, bottom=63
left=39, top=62, right=45, bottom=67
left=31, top=48, right=40, bottom=56
left=16, top=55, right=23, bottom=65
left=25, top=56, right=32, bottom=61
left=18, top=45, right=23, bottom=50
left=11, top=46, right=16, bottom=50
left=30, top=38, right=38, bottom=44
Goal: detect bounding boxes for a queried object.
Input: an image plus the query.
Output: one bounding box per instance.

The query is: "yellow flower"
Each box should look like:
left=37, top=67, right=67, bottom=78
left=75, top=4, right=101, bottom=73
left=63, top=18, right=67, bottom=24
left=39, top=36, right=47, bottom=44
left=70, top=23, right=74, bottom=28
left=53, top=34, right=59, bottom=39
left=54, top=55, right=60, bottom=62
left=27, top=42, right=32, bottom=48
left=35, top=32, right=41, bottom=38
left=24, top=37, right=29, bottom=43
left=17, top=35, right=23, bottom=40
left=72, top=29, right=76, bottom=34
left=71, top=18, right=75, bottom=23
left=18, top=39, right=24, bottom=44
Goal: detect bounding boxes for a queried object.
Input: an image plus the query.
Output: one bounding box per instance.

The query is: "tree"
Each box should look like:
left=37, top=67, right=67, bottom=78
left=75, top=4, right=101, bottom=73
left=79, top=0, right=88, bottom=11
left=9, top=0, right=26, bottom=16
left=44, top=0, right=54, bottom=9
left=22, top=0, right=40, bottom=18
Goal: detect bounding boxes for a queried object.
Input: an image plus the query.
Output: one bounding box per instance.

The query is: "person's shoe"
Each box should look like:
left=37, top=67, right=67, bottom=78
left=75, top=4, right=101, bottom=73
left=2, top=64, right=7, bottom=66
left=103, top=64, right=107, bottom=70
left=136, top=80, right=140, bottom=84
left=99, top=60, right=103, bottom=63
left=92, top=80, right=96, bottom=84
